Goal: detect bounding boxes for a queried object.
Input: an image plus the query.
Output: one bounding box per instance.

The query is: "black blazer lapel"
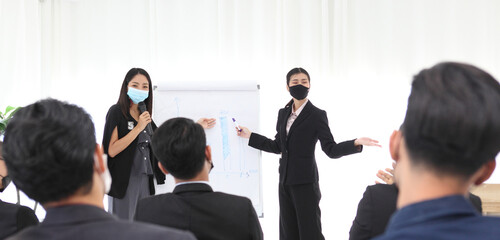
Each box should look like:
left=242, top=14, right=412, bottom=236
left=280, top=102, right=293, bottom=143
left=287, top=101, right=313, bottom=139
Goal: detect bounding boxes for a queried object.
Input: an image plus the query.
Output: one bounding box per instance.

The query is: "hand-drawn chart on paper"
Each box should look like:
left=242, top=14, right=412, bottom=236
left=153, top=82, right=263, bottom=216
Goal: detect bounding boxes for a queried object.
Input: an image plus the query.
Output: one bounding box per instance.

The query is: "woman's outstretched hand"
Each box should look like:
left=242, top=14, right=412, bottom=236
left=197, top=118, right=216, bottom=129
left=354, top=137, right=382, bottom=147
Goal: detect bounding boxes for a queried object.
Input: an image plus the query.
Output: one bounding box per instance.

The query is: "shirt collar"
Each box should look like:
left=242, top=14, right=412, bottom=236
left=292, top=99, right=308, bottom=116
left=175, top=181, right=211, bottom=187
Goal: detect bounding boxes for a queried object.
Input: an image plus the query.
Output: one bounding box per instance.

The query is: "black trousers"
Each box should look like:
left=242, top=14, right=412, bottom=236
left=279, top=182, right=324, bottom=240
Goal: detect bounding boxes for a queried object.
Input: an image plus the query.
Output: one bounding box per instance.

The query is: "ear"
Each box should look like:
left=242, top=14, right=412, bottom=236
left=473, top=160, right=496, bottom=185
left=286, top=85, right=290, bottom=92
left=389, top=130, right=402, bottom=162
left=94, top=144, right=105, bottom=174
left=205, top=145, right=212, bottom=162
left=157, top=162, right=169, bottom=175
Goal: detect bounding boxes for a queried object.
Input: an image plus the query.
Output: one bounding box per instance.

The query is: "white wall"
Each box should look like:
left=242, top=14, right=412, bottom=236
left=1, top=0, right=500, bottom=239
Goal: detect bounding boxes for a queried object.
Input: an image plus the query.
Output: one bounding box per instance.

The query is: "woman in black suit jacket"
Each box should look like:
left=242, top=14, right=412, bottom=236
left=237, top=67, right=380, bottom=240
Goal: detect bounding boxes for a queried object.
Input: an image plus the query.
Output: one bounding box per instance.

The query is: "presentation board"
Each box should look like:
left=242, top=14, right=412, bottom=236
left=152, top=81, right=263, bottom=216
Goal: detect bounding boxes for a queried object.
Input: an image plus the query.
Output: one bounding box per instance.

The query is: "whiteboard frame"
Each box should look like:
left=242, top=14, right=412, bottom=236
left=152, top=83, right=263, bottom=217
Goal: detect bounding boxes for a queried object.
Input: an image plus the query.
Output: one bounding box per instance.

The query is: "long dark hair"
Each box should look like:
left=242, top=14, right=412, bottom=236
left=117, top=68, right=153, bottom=118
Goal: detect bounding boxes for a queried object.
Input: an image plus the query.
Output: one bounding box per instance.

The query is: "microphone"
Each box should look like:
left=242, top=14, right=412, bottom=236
left=138, top=102, right=153, bottom=136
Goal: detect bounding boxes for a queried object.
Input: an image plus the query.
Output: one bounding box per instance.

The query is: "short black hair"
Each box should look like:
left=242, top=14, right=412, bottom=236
left=152, top=117, right=206, bottom=180
left=3, top=99, right=96, bottom=204
left=402, top=62, right=500, bottom=178
left=286, top=67, right=310, bottom=86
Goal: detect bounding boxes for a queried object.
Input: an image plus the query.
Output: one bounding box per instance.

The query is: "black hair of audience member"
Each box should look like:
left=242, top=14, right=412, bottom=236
left=152, top=117, right=206, bottom=180
left=402, top=62, right=500, bottom=178
left=286, top=67, right=311, bottom=86
left=117, top=68, right=153, bottom=117
left=3, top=99, right=96, bottom=204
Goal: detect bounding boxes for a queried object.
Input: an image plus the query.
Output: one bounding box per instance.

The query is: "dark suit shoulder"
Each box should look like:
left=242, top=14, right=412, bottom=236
left=212, top=191, right=252, bottom=200
left=140, top=191, right=252, bottom=206
left=0, top=201, right=38, bottom=235
left=8, top=213, right=195, bottom=240
left=16, top=205, right=39, bottom=230
left=212, top=192, right=255, bottom=206
left=307, top=101, right=320, bottom=110
left=278, top=105, right=289, bottom=117
left=135, top=190, right=260, bottom=240
left=136, top=192, right=174, bottom=207
left=0, top=200, right=24, bottom=211
left=365, top=184, right=398, bottom=204
left=305, top=101, right=326, bottom=118
left=109, top=220, right=196, bottom=239
left=349, top=184, right=398, bottom=240
left=0, top=200, right=20, bottom=214
left=366, top=183, right=398, bottom=193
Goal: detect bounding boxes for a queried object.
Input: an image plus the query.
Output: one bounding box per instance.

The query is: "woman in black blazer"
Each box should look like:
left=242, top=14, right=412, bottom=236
left=237, top=67, right=380, bottom=240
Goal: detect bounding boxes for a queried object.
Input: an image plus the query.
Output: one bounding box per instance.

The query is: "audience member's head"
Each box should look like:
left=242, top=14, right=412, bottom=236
left=2, top=99, right=110, bottom=206
left=152, top=117, right=212, bottom=181
left=391, top=62, right=500, bottom=193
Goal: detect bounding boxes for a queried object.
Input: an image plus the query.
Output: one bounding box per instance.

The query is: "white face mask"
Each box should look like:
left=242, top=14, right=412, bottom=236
left=96, top=154, right=112, bottom=194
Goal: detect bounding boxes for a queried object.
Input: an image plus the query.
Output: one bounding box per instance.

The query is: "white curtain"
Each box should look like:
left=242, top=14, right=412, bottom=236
left=1, top=0, right=500, bottom=239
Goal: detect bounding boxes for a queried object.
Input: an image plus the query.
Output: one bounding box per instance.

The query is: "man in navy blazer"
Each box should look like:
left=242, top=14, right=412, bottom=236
left=374, top=62, right=500, bottom=240
left=349, top=183, right=483, bottom=240
left=135, top=117, right=263, bottom=240
left=2, top=99, right=195, bottom=240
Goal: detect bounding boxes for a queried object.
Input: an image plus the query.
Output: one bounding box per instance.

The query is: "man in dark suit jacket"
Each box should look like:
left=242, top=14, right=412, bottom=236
left=0, top=200, right=39, bottom=239
left=237, top=68, right=380, bottom=240
left=373, top=62, right=500, bottom=240
left=2, top=99, right=195, bottom=240
left=135, top=117, right=263, bottom=240
left=0, top=143, right=39, bottom=239
left=349, top=183, right=483, bottom=240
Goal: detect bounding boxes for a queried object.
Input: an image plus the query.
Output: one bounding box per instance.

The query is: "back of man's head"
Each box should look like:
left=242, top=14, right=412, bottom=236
left=3, top=99, right=96, bottom=204
left=402, top=62, right=500, bottom=178
left=152, top=117, right=206, bottom=180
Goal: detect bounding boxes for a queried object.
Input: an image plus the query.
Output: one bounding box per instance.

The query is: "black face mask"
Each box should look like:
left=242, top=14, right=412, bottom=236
left=0, top=175, right=11, bottom=192
left=289, top=85, right=309, bottom=100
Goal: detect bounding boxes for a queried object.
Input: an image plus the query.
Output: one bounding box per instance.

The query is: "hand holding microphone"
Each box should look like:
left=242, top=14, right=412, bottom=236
left=138, top=102, right=153, bottom=136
